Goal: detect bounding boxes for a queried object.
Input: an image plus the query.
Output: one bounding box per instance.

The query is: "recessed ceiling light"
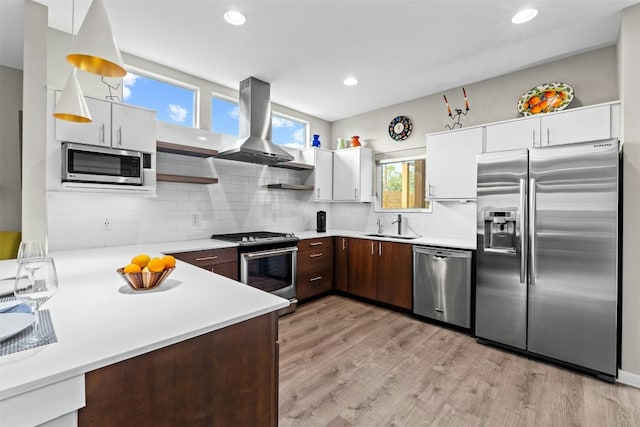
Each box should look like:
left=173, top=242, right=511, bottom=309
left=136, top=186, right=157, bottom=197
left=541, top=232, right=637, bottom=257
left=224, top=10, right=246, bottom=26
left=512, top=8, right=538, bottom=24
left=343, top=77, right=358, bottom=86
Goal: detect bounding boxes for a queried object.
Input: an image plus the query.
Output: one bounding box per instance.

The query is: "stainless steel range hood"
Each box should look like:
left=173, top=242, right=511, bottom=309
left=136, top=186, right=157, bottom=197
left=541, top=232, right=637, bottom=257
left=217, top=77, right=294, bottom=165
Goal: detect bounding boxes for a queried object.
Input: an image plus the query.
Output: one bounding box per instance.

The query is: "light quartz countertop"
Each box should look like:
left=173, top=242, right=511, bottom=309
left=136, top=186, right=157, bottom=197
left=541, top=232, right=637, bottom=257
left=295, top=229, right=476, bottom=250
left=0, top=240, right=289, bottom=402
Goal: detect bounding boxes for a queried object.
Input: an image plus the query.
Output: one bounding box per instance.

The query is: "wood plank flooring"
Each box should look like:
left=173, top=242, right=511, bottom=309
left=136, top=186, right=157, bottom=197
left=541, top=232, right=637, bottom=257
left=278, top=295, right=640, bottom=427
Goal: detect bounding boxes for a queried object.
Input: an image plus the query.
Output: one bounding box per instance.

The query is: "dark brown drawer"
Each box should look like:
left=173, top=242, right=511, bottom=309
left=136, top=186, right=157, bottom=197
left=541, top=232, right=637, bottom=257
left=297, top=237, right=333, bottom=252
left=297, top=248, right=333, bottom=275
left=171, top=247, right=238, bottom=268
left=296, top=268, right=333, bottom=300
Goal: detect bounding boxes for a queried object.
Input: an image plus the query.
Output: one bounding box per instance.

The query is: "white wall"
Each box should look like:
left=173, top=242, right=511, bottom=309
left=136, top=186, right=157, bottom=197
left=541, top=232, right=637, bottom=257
left=618, top=3, right=640, bottom=381
left=0, top=65, right=23, bottom=231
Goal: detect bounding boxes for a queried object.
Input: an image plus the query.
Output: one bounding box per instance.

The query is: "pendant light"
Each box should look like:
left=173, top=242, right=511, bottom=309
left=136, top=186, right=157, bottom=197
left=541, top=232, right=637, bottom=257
left=66, top=0, right=126, bottom=77
left=53, top=68, right=92, bottom=122
left=54, top=0, right=92, bottom=122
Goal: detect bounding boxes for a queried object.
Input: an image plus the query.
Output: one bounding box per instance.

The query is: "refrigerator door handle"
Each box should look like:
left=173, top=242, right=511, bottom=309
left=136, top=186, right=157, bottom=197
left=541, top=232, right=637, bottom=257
left=520, top=178, right=527, bottom=285
left=529, top=177, right=536, bottom=287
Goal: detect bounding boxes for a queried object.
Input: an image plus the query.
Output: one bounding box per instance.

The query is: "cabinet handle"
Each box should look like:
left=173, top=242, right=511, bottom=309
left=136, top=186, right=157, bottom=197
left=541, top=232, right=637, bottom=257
left=428, top=184, right=434, bottom=197
left=371, top=241, right=374, bottom=255
left=354, top=188, right=358, bottom=199
left=117, top=127, right=122, bottom=145
left=309, top=253, right=323, bottom=258
left=195, top=255, right=218, bottom=261
left=532, top=129, right=536, bottom=147
left=316, top=188, right=320, bottom=198
left=99, top=124, right=105, bottom=144
left=379, top=242, right=382, bottom=256
left=309, top=242, right=323, bottom=246
left=546, top=128, right=550, bottom=145
left=342, top=238, right=346, bottom=251
left=310, top=276, right=323, bottom=282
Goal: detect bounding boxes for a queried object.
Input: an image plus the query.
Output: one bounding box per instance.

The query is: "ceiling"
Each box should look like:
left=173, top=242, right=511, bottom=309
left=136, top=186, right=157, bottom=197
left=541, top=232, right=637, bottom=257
left=2, top=0, right=639, bottom=122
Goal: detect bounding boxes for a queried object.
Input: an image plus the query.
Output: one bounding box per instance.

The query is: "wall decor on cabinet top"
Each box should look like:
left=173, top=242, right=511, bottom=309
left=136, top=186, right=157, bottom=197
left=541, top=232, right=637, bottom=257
left=388, top=116, right=412, bottom=141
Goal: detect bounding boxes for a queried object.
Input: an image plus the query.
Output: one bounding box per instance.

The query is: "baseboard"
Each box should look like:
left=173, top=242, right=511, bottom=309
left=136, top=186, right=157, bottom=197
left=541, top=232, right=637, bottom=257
left=617, top=369, right=640, bottom=389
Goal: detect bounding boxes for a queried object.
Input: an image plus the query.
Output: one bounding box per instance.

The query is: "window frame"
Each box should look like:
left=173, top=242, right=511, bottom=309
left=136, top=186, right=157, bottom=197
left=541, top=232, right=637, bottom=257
left=374, top=155, right=431, bottom=213
left=210, top=92, right=240, bottom=136
left=123, top=66, right=200, bottom=128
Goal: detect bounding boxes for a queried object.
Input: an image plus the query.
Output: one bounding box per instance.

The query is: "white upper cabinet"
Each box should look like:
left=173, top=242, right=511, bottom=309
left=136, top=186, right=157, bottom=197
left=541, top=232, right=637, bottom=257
left=485, top=103, right=618, bottom=153
left=333, top=147, right=373, bottom=202
left=56, top=96, right=156, bottom=153
left=485, top=116, right=540, bottom=152
left=110, top=103, right=156, bottom=152
left=540, top=104, right=612, bottom=146
left=426, top=127, right=483, bottom=200
left=55, top=97, right=111, bottom=147
left=301, top=148, right=333, bottom=201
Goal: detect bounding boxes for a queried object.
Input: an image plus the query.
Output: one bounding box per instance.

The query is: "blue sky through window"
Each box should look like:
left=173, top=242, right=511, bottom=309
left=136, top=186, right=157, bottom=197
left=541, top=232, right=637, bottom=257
left=123, top=72, right=195, bottom=127
left=211, top=96, right=307, bottom=150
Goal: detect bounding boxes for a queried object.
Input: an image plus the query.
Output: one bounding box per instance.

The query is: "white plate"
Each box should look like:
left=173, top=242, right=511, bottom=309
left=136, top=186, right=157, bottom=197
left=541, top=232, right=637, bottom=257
left=0, top=313, right=34, bottom=341
left=0, top=278, right=15, bottom=297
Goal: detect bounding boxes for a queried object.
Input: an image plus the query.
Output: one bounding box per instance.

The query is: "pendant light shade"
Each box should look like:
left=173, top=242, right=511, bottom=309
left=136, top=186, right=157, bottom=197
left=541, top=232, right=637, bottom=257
left=66, top=0, right=126, bottom=77
left=53, top=68, right=92, bottom=123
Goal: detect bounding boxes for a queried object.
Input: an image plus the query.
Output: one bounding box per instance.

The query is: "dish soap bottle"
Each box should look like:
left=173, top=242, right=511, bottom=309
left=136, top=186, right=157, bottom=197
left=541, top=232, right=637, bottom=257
left=311, top=134, right=321, bottom=147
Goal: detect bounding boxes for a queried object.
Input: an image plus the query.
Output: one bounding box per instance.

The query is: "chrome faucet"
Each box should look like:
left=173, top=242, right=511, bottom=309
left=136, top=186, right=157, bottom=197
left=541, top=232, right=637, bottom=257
left=377, top=218, right=383, bottom=234
left=391, top=214, right=402, bottom=235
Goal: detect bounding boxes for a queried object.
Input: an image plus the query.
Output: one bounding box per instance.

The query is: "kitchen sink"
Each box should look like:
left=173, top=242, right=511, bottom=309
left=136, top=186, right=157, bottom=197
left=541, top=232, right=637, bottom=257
left=364, top=233, right=420, bottom=240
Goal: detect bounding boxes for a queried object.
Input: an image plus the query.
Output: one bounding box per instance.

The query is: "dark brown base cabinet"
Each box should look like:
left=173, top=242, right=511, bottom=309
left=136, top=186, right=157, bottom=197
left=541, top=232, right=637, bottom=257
left=170, top=247, right=239, bottom=281
left=78, top=312, right=278, bottom=426
left=334, top=237, right=349, bottom=292
left=345, top=238, right=413, bottom=310
left=297, top=238, right=334, bottom=301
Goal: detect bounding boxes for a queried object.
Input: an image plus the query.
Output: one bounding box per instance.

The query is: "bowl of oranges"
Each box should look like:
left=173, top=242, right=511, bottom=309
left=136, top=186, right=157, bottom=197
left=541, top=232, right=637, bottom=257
left=117, top=254, right=176, bottom=290
left=517, top=82, right=574, bottom=116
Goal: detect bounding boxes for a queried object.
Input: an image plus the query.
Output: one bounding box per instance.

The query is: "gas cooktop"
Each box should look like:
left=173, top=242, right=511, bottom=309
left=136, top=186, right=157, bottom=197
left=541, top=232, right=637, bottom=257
left=211, top=231, right=299, bottom=246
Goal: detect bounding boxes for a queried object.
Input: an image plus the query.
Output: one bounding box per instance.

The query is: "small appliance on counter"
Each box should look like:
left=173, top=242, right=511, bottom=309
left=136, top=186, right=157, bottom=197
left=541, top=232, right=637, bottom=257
left=316, top=211, right=326, bottom=232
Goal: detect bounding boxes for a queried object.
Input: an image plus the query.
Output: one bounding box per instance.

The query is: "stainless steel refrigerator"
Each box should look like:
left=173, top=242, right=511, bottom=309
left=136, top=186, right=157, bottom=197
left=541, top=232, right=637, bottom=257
left=475, top=139, right=619, bottom=379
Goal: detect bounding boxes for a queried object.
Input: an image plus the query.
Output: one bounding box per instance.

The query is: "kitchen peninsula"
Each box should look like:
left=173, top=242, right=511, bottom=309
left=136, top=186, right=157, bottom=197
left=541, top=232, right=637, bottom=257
left=0, top=240, right=289, bottom=427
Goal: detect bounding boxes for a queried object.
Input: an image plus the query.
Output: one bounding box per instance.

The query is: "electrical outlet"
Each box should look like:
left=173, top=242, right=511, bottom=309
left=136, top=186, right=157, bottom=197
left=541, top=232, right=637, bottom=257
left=191, top=213, right=200, bottom=227
left=102, top=217, right=112, bottom=231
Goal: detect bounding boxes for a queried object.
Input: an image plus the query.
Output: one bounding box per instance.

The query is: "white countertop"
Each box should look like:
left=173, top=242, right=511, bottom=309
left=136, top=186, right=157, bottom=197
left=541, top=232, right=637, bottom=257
left=295, top=229, right=476, bottom=250
left=0, top=240, right=289, bottom=401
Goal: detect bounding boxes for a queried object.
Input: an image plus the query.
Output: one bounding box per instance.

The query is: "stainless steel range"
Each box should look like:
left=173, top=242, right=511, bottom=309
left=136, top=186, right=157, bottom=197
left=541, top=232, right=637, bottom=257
left=211, top=231, right=299, bottom=315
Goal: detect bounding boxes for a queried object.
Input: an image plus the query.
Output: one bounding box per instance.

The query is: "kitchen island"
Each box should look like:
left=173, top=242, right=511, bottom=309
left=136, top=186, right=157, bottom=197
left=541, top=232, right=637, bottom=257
left=0, top=240, right=289, bottom=426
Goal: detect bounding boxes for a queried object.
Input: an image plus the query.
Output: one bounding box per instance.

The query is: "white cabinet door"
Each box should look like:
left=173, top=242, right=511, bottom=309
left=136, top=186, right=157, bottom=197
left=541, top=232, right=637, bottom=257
left=302, top=148, right=333, bottom=201
left=485, top=117, right=540, bottom=152
left=426, top=127, right=483, bottom=200
left=111, top=103, right=156, bottom=152
left=540, top=104, right=611, bottom=146
left=55, top=96, right=111, bottom=147
left=333, top=147, right=373, bottom=202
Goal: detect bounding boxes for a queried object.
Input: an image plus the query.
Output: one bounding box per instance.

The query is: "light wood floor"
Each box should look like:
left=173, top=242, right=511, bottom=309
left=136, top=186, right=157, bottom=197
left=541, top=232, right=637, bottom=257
left=278, top=295, right=640, bottom=427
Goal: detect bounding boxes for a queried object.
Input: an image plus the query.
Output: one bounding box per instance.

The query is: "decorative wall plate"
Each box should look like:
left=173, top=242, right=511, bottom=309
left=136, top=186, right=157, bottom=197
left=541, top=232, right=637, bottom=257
left=518, top=82, right=574, bottom=116
left=388, top=116, right=412, bottom=141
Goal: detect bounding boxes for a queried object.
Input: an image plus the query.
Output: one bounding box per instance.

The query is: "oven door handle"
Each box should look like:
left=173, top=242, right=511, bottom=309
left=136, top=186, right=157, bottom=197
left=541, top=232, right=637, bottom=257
left=243, top=247, right=298, bottom=259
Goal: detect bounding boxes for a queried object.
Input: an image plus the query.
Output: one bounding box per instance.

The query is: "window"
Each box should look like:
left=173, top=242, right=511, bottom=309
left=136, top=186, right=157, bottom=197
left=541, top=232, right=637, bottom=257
left=211, top=94, right=308, bottom=149
left=271, top=112, right=308, bottom=150
left=376, top=157, right=429, bottom=212
left=123, top=70, right=197, bottom=128
left=211, top=95, right=239, bottom=136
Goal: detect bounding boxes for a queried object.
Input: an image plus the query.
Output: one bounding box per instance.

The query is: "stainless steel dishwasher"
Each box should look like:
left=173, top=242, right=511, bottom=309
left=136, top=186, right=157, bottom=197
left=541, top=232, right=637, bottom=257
left=413, top=246, right=472, bottom=328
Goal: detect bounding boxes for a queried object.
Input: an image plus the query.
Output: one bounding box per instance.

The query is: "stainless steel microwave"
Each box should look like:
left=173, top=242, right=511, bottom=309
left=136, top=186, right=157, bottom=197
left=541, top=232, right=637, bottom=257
left=61, top=142, right=147, bottom=185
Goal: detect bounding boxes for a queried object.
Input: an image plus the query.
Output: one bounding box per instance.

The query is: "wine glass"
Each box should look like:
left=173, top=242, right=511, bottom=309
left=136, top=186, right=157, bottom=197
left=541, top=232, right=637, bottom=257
left=14, top=257, right=58, bottom=344
left=17, top=240, right=47, bottom=282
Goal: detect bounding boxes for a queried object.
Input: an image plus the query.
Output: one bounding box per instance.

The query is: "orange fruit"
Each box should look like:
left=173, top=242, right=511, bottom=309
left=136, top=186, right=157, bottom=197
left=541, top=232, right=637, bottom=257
left=161, top=255, right=176, bottom=269
left=544, top=90, right=556, bottom=99
left=530, top=104, right=542, bottom=114
left=131, top=254, right=151, bottom=268
left=147, top=257, right=165, bottom=273
left=123, top=263, right=142, bottom=273
left=538, top=100, right=549, bottom=111
left=528, top=96, right=541, bottom=106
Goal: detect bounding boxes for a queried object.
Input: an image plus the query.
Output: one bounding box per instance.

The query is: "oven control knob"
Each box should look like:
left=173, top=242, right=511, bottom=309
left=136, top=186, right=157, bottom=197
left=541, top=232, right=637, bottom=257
left=241, top=237, right=249, bottom=242
left=248, top=236, right=256, bottom=242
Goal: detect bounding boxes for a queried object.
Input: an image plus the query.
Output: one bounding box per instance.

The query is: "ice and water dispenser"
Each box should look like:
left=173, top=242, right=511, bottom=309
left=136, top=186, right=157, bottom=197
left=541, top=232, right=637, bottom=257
left=483, top=210, right=518, bottom=253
